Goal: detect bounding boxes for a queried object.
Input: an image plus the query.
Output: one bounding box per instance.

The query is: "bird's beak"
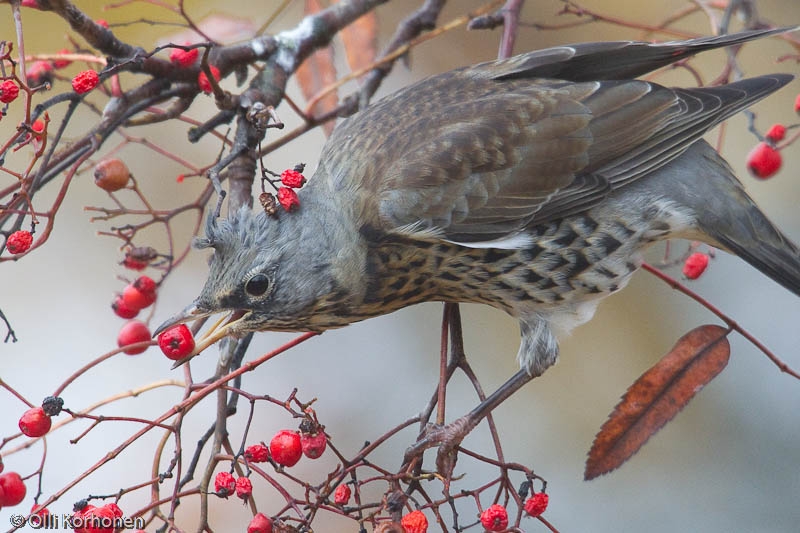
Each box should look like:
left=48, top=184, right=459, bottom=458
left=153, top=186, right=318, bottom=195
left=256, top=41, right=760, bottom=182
left=154, top=303, right=248, bottom=368
left=153, top=302, right=212, bottom=337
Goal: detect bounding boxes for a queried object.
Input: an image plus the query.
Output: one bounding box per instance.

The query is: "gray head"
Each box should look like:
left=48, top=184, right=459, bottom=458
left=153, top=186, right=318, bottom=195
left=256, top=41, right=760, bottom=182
left=155, top=205, right=344, bottom=349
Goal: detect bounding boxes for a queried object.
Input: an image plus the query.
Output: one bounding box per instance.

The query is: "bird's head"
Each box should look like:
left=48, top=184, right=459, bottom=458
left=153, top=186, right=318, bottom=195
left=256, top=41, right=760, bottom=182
left=155, top=206, right=345, bottom=358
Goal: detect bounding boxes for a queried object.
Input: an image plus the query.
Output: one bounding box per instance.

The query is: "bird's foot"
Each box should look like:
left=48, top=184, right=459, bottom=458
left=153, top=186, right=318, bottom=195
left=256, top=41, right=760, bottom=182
left=403, top=414, right=480, bottom=481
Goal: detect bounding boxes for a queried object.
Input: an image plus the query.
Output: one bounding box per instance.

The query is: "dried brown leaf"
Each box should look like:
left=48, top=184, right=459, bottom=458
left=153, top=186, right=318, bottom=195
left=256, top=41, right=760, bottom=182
left=336, top=1, right=378, bottom=74
left=585, top=324, right=731, bottom=480
left=295, top=0, right=339, bottom=136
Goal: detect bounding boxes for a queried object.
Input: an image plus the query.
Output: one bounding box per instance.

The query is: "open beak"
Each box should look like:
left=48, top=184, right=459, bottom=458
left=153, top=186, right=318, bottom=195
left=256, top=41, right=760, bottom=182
left=154, top=303, right=248, bottom=368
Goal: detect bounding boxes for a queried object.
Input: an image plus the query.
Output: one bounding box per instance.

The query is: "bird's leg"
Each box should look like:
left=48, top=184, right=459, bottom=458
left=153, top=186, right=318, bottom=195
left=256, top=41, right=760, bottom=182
left=403, top=304, right=537, bottom=481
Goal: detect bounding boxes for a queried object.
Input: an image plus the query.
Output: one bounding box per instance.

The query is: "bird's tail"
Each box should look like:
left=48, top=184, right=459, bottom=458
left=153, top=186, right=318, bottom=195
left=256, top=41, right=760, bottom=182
left=658, top=140, right=800, bottom=297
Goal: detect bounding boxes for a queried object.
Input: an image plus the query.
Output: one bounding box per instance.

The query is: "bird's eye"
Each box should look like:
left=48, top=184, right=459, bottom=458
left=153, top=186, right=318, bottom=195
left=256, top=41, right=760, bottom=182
left=245, top=273, right=270, bottom=297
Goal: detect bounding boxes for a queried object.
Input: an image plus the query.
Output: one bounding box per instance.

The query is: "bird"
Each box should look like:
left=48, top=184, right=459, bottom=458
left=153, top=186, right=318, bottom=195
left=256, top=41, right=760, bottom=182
left=156, top=27, right=799, bottom=461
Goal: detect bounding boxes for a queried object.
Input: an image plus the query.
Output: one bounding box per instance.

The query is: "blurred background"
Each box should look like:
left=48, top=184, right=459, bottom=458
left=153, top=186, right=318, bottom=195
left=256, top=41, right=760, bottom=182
left=2, top=1, right=799, bottom=531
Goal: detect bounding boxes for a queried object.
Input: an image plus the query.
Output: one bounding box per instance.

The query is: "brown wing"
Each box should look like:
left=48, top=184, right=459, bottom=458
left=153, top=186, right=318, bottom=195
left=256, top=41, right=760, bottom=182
left=314, top=45, right=790, bottom=245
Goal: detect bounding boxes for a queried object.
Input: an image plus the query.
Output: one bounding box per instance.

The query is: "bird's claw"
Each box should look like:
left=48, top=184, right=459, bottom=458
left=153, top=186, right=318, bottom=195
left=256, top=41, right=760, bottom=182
left=403, top=415, right=479, bottom=482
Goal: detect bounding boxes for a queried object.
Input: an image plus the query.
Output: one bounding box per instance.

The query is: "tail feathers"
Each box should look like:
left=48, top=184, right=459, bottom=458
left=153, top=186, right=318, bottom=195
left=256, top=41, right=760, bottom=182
left=715, top=230, right=800, bottom=298
left=686, top=143, right=800, bottom=297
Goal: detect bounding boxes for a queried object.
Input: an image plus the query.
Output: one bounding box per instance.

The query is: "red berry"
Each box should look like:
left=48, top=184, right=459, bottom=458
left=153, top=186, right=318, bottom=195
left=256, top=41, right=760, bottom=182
left=133, top=275, right=157, bottom=294
left=300, top=431, right=327, bottom=459
left=333, top=484, right=351, bottom=505
left=198, top=65, right=221, bottom=93
left=96, top=19, right=109, bottom=28
left=6, top=230, right=33, bottom=254
left=27, top=60, right=53, bottom=86
left=158, top=324, right=195, bottom=360
left=0, top=472, right=26, bottom=506
left=105, top=502, right=123, bottom=518
left=21, top=0, right=41, bottom=8
left=269, top=430, right=302, bottom=467
left=746, top=142, right=782, bottom=179
left=400, top=510, right=428, bottom=533
left=31, top=503, right=50, bottom=518
left=18, top=406, right=52, bottom=437
left=277, top=187, right=299, bottom=211
left=280, top=169, right=306, bottom=188
left=480, top=504, right=509, bottom=532
left=94, top=158, right=131, bottom=192
left=524, top=492, right=549, bottom=517
left=72, top=70, right=99, bottom=94
left=53, top=49, right=72, bottom=69
left=765, top=123, right=786, bottom=143
left=682, top=252, right=710, bottom=280
left=247, top=513, right=273, bottom=533
left=235, top=477, right=252, bottom=500
left=0, top=80, right=20, bottom=103
left=117, top=321, right=151, bottom=355
left=31, top=119, right=45, bottom=133
left=169, top=45, right=199, bottom=67
left=244, top=443, right=270, bottom=463
left=81, top=504, right=116, bottom=533
left=122, top=256, right=148, bottom=271
left=122, top=283, right=156, bottom=310
left=112, top=295, right=139, bottom=319
left=214, top=471, right=236, bottom=497
left=795, top=94, right=800, bottom=114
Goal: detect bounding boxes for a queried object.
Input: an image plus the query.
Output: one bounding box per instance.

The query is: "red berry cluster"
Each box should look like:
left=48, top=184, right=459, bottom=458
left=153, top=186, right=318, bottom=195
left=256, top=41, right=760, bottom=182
left=72, top=502, right=124, bottom=533
left=277, top=167, right=306, bottom=211
left=112, top=276, right=157, bottom=321
left=745, top=104, right=798, bottom=179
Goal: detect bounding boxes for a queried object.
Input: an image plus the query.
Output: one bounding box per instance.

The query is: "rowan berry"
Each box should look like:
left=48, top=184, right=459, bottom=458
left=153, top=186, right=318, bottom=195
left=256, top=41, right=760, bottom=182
left=524, top=492, right=549, bottom=517
left=198, top=66, right=221, bottom=93
left=746, top=142, right=782, bottom=179
left=112, top=296, right=139, bottom=319
left=18, top=407, right=51, bottom=437
left=333, top=484, right=351, bottom=505
left=72, top=70, right=99, bottom=94
left=94, top=158, right=131, bottom=191
left=53, top=49, right=72, bottom=69
left=158, top=324, right=195, bottom=360
left=0, top=80, right=19, bottom=104
left=117, top=321, right=151, bottom=355
left=765, top=123, right=786, bottom=143
left=269, top=430, right=302, bottom=467
left=235, top=477, right=252, bottom=500
left=280, top=169, right=306, bottom=188
left=6, top=230, right=33, bottom=254
left=169, top=46, right=199, bottom=67
left=247, top=513, right=273, bottom=533
left=0, top=472, right=26, bottom=506
left=300, top=431, right=327, bottom=459
left=480, top=504, right=509, bottom=531
left=277, top=187, right=299, bottom=211
left=400, top=510, right=428, bottom=533
left=244, top=443, right=269, bottom=463
left=682, top=252, right=710, bottom=280
left=214, top=471, right=236, bottom=497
